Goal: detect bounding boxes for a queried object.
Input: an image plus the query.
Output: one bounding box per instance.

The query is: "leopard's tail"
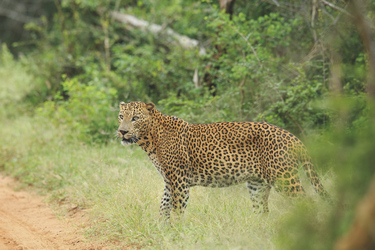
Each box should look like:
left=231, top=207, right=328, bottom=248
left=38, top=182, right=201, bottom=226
left=301, top=155, right=331, bottom=201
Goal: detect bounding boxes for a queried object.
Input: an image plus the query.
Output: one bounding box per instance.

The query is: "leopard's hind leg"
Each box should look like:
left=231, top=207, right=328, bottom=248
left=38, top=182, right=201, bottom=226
left=273, top=166, right=306, bottom=197
left=247, top=179, right=272, bottom=213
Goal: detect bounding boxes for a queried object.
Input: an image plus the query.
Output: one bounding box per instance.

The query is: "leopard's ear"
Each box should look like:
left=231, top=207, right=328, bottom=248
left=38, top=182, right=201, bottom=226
left=146, top=102, right=155, bottom=111
left=119, top=101, right=126, bottom=108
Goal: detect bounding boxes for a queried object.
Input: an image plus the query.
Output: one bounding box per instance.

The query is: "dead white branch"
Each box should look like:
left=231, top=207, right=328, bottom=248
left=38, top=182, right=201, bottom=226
left=321, top=0, right=352, bottom=18
left=110, top=11, right=206, bottom=55
left=0, top=8, right=40, bottom=24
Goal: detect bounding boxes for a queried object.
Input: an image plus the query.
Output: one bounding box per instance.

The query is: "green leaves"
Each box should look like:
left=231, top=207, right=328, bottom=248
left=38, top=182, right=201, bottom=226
left=37, top=78, right=117, bottom=142
left=5, top=0, right=369, bottom=139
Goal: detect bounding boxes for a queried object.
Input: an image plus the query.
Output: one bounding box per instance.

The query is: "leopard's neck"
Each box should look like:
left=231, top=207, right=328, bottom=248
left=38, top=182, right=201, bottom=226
left=134, top=110, right=188, bottom=178
left=135, top=110, right=188, bottom=153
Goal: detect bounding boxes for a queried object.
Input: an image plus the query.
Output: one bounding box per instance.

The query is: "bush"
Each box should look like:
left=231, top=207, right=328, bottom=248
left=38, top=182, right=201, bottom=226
left=0, top=44, right=36, bottom=117
left=37, top=77, right=118, bottom=143
left=276, top=98, right=375, bottom=250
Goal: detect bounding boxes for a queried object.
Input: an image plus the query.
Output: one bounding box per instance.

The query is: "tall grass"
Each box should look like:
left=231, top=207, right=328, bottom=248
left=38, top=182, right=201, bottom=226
left=0, top=44, right=36, bottom=118
left=0, top=111, right=335, bottom=249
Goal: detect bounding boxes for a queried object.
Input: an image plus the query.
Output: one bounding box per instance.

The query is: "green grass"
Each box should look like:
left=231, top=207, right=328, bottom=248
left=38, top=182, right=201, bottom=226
left=0, top=113, right=335, bottom=249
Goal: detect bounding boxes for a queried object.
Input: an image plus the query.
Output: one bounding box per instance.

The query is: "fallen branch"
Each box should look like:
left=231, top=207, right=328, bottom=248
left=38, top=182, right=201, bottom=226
left=110, top=11, right=206, bottom=55
left=0, top=7, right=40, bottom=24
left=321, top=0, right=352, bottom=18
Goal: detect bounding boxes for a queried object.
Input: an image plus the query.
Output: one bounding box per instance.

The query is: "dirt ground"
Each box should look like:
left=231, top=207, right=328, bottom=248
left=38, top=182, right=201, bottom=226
left=0, top=174, right=103, bottom=250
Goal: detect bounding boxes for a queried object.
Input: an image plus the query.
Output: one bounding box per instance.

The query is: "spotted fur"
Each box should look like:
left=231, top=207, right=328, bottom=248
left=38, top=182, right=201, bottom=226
left=117, top=101, right=329, bottom=218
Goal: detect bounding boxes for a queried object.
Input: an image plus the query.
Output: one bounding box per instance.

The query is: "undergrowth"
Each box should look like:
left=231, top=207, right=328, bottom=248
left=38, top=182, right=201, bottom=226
left=0, top=112, right=335, bottom=249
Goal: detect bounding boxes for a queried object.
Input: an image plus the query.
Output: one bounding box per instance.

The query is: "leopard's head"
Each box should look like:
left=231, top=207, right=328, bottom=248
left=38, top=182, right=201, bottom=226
left=117, top=101, right=155, bottom=146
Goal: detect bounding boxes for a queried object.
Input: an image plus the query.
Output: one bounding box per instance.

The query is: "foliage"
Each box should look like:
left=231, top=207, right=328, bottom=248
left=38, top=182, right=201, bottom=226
left=0, top=44, right=36, bottom=117
left=257, top=65, right=329, bottom=133
left=277, top=99, right=375, bottom=250
left=8, top=0, right=368, bottom=135
left=19, top=0, right=207, bottom=105
left=37, top=77, right=117, bottom=142
left=158, top=92, right=237, bottom=124
left=197, top=9, right=331, bottom=133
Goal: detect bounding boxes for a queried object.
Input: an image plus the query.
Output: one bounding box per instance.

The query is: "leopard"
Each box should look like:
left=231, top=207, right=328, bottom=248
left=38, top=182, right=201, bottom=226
left=117, top=101, right=330, bottom=219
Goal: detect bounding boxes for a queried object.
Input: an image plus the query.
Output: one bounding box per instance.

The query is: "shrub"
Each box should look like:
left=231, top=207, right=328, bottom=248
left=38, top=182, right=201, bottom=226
left=0, top=44, right=36, bottom=117
left=37, top=77, right=118, bottom=143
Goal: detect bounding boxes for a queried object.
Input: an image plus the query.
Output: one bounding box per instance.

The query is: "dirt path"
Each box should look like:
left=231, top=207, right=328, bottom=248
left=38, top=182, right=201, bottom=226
left=0, top=174, right=102, bottom=249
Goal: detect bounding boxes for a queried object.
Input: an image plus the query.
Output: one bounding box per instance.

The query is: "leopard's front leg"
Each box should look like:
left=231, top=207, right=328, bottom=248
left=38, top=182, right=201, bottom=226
left=160, top=172, right=190, bottom=219
left=160, top=182, right=172, bottom=218
left=170, top=175, right=190, bottom=214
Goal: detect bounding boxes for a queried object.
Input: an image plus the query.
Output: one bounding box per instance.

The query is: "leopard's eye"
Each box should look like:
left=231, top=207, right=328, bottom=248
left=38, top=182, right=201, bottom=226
left=119, top=115, right=124, bottom=120
left=132, top=116, right=139, bottom=122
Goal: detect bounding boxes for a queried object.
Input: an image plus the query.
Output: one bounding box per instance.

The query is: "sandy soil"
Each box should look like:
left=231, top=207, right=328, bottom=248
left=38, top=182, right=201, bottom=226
left=0, top=174, right=102, bottom=250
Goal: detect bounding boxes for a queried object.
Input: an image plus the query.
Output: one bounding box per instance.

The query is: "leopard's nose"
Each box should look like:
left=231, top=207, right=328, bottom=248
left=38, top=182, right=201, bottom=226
left=119, top=130, right=128, bottom=135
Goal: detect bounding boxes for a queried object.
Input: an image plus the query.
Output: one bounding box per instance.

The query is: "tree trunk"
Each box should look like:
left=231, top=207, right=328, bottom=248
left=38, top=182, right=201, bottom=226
left=203, top=0, right=236, bottom=96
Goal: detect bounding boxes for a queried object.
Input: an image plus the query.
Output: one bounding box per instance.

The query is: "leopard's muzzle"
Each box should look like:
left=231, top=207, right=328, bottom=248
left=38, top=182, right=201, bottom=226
left=121, top=136, right=139, bottom=146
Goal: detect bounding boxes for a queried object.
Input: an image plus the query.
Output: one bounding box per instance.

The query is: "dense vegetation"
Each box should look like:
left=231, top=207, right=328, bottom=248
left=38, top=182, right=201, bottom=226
left=1, top=0, right=374, bottom=249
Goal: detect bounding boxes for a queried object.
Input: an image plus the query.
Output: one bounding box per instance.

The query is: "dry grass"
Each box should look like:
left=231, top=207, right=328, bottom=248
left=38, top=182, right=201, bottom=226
left=0, top=114, right=334, bottom=249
